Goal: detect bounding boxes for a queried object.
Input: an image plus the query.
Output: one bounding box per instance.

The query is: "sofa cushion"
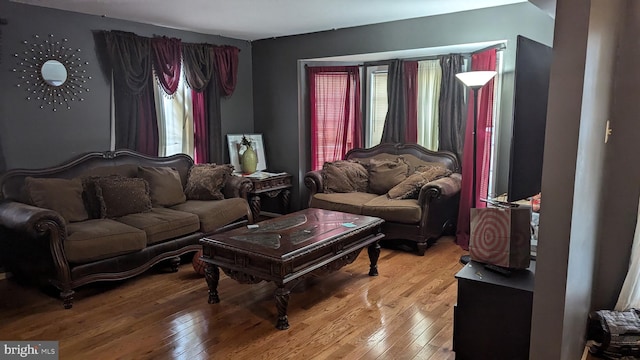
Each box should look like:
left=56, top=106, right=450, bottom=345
left=170, top=198, right=249, bottom=233
left=94, top=176, right=152, bottom=218
left=309, top=192, right=378, bottom=215
left=387, top=166, right=453, bottom=200
left=81, top=175, right=117, bottom=219
left=362, top=196, right=422, bottom=224
left=65, top=219, right=147, bottom=263
left=367, top=157, right=410, bottom=195
left=116, top=207, right=200, bottom=245
left=322, top=160, right=368, bottom=193
left=24, top=177, right=89, bottom=223
left=184, top=164, right=234, bottom=201
left=138, top=166, right=186, bottom=207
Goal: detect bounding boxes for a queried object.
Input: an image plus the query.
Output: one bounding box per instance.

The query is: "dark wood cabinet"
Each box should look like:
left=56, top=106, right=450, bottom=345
left=453, top=260, right=535, bottom=360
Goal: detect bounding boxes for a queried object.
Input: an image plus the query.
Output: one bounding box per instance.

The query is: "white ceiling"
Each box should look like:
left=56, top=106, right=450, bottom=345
left=306, top=40, right=507, bottom=62
left=12, top=0, right=531, bottom=41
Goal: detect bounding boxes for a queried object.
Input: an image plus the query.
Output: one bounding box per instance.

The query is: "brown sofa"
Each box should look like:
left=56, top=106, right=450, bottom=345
left=304, top=143, right=461, bottom=255
left=0, top=150, right=253, bottom=308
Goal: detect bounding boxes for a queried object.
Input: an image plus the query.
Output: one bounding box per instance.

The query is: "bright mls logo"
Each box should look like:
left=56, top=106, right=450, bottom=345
left=1, top=341, right=58, bottom=359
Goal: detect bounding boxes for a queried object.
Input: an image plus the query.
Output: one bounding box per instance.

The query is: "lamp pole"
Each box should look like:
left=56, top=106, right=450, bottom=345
left=455, top=70, right=497, bottom=265
left=471, top=87, right=479, bottom=209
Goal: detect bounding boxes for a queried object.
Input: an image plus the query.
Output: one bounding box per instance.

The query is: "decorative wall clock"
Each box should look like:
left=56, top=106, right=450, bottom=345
left=13, top=34, right=91, bottom=111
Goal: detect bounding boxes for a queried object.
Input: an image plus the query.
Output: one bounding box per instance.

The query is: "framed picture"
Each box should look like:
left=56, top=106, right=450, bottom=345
left=226, top=134, right=267, bottom=172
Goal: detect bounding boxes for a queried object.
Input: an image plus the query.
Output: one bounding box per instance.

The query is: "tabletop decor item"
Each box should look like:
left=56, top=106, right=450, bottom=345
left=240, top=135, right=258, bottom=174
left=227, top=134, right=267, bottom=173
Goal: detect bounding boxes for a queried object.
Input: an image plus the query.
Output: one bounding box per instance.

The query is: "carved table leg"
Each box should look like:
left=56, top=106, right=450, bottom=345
left=204, top=264, right=220, bottom=304
left=274, top=286, right=290, bottom=330
left=250, top=195, right=261, bottom=221
left=281, top=189, right=291, bottom=214
left=367, top=241, right=381, bottom=276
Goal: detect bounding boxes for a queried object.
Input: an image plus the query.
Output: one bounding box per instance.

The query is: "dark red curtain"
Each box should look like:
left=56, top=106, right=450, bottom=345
left=307, top=66, right=362, bottom=171
left=183, top=43, right=215, bottom=164
left=182, top=43, right=238, bottom=164
left=456, top=48, right=497, bottom=250
left=104, top=31, right=158, bottom=156
left=192, top=91, right=208, bottom=164
left=214, top=46, right=239, bottom=97
left=151, top=37, right=182, bottom=95
left=404, top=61, right=418, bottom=143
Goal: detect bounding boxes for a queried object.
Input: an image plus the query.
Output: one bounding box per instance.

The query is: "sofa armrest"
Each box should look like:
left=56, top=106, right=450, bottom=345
left=0, top=200, right=72, bottom=299
left=223, top=176, right=253, bottom=200
left=303, top=170, right=324, bottom=204
left=417, top=173, right=462, bottom=204
left=0, top=200, right=66, bottom=237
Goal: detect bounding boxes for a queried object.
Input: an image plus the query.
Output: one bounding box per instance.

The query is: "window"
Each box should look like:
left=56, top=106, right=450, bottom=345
left=364, top=61, right=444, bottom=151
left=307, top=66, right=361, bottom=171
left=416, top=59, right=443, bottom=151
left=308, top=47, right=504, bottom=178
left=365, top=66, right=388, bottom=148
left=153, top=68, right=194, bottom=158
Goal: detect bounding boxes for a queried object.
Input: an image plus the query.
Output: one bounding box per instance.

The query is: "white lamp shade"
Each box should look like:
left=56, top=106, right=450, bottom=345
left=455, top=71, right=497, bottom=89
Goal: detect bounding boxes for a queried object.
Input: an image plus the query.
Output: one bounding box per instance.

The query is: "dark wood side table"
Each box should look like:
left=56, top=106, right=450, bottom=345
left=245, top=173, right=292, bottom=220
left=453, top=260, right=535, bottom=360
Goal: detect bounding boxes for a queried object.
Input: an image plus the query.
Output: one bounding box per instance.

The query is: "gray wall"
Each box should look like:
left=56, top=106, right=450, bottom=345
left=252, top=2, right=554, bottom=210
left=530, top=0, right=635, bottom=358
left=591, top=1, right=640, bottom=310
left=0, top=0, right=253, bottom=170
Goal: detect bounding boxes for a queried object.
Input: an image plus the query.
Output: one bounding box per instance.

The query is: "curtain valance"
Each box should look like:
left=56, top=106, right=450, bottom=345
left=182, top=43, right=215, bottom=92
left=103, top=31, right=240, bottom=96
left=103, top=30, right=239, bottom=160
left=152, top=37, right=182, bottom=95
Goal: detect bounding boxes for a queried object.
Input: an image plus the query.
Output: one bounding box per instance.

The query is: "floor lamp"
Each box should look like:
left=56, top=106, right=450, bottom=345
left=455, top=70, right=497, bottom=265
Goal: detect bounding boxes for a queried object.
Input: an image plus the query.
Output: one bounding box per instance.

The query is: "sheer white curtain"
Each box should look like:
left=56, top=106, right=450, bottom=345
left=153, top=71, right=194, bottom=158
left=615, top=195, right=640, bottom=310
left=417, top=60, right=442, bottom=151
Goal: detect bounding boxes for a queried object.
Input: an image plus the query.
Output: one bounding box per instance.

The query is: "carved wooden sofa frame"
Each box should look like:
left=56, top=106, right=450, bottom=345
left=0, top=150, right=254, bottom=308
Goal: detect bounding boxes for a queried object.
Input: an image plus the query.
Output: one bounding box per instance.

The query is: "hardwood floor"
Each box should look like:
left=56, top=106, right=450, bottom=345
left=0, top=236, right=466, bottom=360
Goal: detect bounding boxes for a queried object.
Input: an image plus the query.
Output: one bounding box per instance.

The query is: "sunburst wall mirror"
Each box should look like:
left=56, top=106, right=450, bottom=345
left=13, top=34, right=91, bottom=111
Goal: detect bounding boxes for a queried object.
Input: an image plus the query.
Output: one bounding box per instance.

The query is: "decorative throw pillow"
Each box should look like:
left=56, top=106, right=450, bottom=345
left=414, top=162, right=449, bottom=174
left=94, top=176, right=152, bottom=218
left=81, top=175, right=119, bottom=219
left=387, top=166, right=452, bottom=200
left=138, top=166, right=186, bottom=207
left=184, top=164, right=234, bottom=200
left=25, top=177, right=89, bottom=223
left=322, top=160, right=368, bottom=193
left=367, top=157, right=410, bottom=195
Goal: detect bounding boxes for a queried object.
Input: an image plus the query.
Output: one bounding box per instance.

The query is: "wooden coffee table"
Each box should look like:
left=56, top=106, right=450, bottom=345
left=199, top=208, right=385, bottom=330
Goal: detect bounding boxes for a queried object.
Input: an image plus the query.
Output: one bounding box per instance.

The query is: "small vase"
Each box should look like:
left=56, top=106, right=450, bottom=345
left=241, top=146, right=258, bottom=174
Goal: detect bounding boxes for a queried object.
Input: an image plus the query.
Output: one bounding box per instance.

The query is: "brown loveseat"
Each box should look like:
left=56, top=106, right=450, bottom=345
left=304, top=143, right=461, bottom=255
left=0, top=150, right=253, bottom=308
